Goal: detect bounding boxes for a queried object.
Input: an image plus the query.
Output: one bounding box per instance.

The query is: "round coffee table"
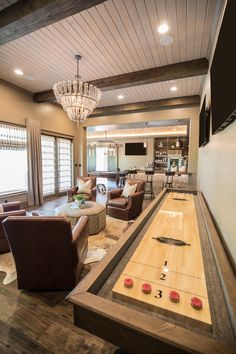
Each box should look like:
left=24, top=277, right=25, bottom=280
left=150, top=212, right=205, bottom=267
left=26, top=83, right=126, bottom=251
left=55, top=201, right=106, bottom=235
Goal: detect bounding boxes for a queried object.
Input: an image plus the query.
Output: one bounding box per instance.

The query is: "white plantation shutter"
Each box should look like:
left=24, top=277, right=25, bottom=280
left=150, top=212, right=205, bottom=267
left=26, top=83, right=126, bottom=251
left=41, top=135, right=56, bottom=196
left=0, top=123, right=27, bottom=194
left=57, top=138, right=72, bottom=192
left=96, top=147, right=108, bottom=171
left=41, top=134, right=72, bottom=196
left=0, top=123, right=26, bottom=150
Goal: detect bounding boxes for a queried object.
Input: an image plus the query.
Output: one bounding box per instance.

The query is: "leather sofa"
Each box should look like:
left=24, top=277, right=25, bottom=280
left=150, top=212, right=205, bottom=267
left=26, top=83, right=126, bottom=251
left=3, top=215, right=89, bottom=290
left=67, top=176, right=97, bottom=202
left=0, top=201, right=26, bottom=253
left=106, top=180, right=145, bottom=221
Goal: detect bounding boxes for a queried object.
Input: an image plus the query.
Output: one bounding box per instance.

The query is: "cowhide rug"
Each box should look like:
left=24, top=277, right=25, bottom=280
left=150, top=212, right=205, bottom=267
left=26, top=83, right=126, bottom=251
left=0, top=215, right=128, bottom=285
left=0, top=252, right=17, bottom=285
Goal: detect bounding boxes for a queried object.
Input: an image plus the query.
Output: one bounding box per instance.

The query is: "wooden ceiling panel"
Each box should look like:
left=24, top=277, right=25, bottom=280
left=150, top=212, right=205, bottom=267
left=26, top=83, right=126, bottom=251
left=97, top=75, right=205, bottom=107
left=70, top=12, right=127, bottom=75
left=0, top=0, right=220, bottom=96
left=103, top=0, right=145, bottom=69
left=87, top=4, right=138, bottom=72
left=125, top=0, right=160, bottom=68
left=57, top=18, right=115, bottom=77
left=201, top=0, right=220, bottom=58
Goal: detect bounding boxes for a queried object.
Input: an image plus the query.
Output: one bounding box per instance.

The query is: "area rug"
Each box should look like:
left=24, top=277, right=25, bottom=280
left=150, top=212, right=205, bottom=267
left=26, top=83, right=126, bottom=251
left=0, top=215, right=128, bottom=285
left=0, top=252, right=17, bottom=285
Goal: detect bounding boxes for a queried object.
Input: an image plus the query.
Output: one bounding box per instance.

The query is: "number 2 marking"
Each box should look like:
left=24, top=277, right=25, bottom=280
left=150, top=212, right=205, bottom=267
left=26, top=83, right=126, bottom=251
left=155, top=290, right=163, bottom=299
left=160, top=273, right=166, bottom=280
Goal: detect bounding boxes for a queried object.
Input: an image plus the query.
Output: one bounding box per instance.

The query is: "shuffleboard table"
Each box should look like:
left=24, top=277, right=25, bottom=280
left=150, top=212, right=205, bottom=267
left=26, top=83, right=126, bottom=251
left=68, top=189, right=236, bottom=354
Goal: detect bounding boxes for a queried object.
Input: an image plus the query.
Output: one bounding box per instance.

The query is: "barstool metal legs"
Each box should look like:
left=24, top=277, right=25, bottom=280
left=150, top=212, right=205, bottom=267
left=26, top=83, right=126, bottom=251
left=145, top=174, right=154, bottom=199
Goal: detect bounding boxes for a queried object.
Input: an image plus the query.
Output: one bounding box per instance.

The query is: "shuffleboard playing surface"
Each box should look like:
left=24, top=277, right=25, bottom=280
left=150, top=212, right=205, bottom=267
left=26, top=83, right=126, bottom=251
left=112, top=192, right=212, bottom=329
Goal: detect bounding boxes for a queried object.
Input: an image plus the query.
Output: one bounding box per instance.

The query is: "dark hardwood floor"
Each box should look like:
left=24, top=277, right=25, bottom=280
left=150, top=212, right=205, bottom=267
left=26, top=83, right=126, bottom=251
left=0, top=178, right=160, bottom=353
left=0, top=277, right=116, bottom=353
left=0, top=178, right=156, bottom=353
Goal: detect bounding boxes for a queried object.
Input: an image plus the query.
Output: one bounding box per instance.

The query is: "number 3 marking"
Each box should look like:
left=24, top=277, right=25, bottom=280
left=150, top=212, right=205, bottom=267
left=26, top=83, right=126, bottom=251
left=155, top=290, right=163, bottom=299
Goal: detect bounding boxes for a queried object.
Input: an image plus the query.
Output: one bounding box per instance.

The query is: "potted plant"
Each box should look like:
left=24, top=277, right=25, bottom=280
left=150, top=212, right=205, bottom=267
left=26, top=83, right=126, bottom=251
left=73, top=194, right=86, bottom=205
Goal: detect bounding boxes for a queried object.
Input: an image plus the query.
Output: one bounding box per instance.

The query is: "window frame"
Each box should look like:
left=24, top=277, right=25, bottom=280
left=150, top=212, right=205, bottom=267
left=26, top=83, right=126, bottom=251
left=41, top=131, right=74, bottom=198
left=0, top=121, right=28, bottom=197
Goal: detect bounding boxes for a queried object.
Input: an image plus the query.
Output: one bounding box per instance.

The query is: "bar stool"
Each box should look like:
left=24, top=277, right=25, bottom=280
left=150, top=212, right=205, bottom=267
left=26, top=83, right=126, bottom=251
left=145, top=170, right=154, bottom=198
left=118, top=174, right=127, bottom=188
left=164, top=171, right=175, bottom=188
left=128, top=169, right=137, bottom=179
left=116, top=168, right=121, bottom=187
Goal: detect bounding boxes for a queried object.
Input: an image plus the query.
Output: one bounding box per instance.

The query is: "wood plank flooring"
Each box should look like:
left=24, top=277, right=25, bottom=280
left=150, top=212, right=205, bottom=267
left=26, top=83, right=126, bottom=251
left=0, top=277, right=116, bottom=353
left=0, top=179, right=155, bottom=353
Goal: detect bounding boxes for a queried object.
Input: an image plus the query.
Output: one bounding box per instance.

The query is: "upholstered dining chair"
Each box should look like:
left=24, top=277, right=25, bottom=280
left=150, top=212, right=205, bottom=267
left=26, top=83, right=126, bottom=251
left=3, top=215, right=89, bottom=290
left=0, top=201, right=26, bottom=253
left=67, top=176, right=97, bottom=202
left=106, top=179, right=145, bottom=221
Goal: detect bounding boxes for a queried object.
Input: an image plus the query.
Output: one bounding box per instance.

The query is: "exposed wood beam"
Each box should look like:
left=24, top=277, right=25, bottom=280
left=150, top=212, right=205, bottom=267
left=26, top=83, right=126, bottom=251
left=33, top=89, right=55, bottom=103
left=33, top=58, right=208, bottom=103
left=89, top=95, right=200, bottom=117
left=0, top=0, right=106, bottom=45
left=91, top=58, right=208, bottom=90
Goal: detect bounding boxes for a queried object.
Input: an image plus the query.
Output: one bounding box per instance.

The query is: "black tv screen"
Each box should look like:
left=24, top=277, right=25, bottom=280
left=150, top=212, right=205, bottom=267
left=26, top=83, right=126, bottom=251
left=199, top=96, right=210, bottom=147
left=210, top=0, right=236, bottom=134
left=125, top=143, right=146, bottom=155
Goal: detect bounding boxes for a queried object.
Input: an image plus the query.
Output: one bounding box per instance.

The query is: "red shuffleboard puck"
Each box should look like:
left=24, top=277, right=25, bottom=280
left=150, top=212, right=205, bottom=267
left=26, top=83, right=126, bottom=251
left=124, top=278, right=133, bottom=288
left=191, top=297, right=203, bottom=310
left=142, top=283, right=152, bottom=294
left=169, top=290, right=180, bottom=303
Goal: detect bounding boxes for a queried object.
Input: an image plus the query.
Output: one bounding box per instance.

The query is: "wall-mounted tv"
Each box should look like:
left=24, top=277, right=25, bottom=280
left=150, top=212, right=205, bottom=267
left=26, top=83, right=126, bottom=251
left=210, top=0, right=236, bottom=134
left=125, top=143, right=146, bottom=155
left=199, top=96, right=210, bottom=147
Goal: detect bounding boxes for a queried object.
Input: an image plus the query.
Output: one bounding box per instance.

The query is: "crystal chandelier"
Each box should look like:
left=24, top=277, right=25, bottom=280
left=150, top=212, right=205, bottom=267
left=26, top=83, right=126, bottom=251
left=53, top=55, right=101, bottom=123
left=87, top=131, right=122, bottom=156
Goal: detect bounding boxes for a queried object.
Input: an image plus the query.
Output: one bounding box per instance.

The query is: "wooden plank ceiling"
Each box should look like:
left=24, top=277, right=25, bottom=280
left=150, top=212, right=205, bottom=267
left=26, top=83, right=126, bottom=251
left=97, top=76, right=205, bottom=107
left=0, top=0, right=222, bottom=108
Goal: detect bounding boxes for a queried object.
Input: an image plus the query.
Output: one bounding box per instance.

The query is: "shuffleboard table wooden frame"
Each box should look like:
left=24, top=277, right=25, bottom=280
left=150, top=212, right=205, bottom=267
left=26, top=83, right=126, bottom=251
left=68, top=189, right=236, bottom=354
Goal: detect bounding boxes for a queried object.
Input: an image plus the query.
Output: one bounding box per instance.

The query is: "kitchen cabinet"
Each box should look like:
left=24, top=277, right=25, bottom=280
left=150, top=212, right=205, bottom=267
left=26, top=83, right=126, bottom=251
left=154, top=137, right=189, bottom=172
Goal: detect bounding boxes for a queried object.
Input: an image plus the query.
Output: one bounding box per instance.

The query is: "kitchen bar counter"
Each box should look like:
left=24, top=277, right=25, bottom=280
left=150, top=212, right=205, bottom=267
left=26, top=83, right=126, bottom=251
left=135, top=172, right=189, bottom=190
left=88, top=171, right=190, bottom=192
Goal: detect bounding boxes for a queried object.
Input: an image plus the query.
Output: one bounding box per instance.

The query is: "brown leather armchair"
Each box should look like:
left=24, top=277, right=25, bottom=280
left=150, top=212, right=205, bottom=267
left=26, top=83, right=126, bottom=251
left=3, top=215, right=89, bottom=290
left=106, top=180, right=146, bottom=220
left=67, top=176, right=97, bottom=202
left=0, top=201, right=26, bottom=253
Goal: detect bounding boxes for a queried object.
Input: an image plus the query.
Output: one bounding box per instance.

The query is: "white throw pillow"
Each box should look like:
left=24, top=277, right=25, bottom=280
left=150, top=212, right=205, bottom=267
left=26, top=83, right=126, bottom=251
left=0, top=204, right=3, bottom=213
left=78, top=179, right=92, bottom=194
left=121, top=181, right=137, bottom=198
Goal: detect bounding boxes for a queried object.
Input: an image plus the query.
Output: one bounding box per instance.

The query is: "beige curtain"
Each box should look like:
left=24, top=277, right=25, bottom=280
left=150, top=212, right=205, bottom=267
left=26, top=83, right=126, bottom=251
left=26, top=119, right=43, bottom=206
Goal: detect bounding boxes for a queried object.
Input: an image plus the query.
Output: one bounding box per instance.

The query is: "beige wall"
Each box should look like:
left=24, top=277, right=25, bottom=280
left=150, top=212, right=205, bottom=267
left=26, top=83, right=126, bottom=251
left=197, top=1, right=235, bottom=261
left=82, top=107, right=199, bottom=174
left=0, top=80, right=77, bottom=135
left=197, top=72, right=236, bottom=261
left=0, top=80, right=79, bottom=204
left=114, top=137, right=153, bottom=171
left=0, top=80, right=199, bottom=202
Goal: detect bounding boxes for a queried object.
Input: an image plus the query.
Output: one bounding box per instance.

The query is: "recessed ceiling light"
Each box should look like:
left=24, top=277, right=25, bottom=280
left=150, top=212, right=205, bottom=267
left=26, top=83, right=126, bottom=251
left=170, top=86, right=177, bottom=91
left=25, top=74, right=34, bottom=81
left=14, top=69, right=24, bottom=76
left=159, top=35, right=174, bottom=46
left=158, top=23, right=169, bottom=34
left=118, top=95, right=124, bottom=99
